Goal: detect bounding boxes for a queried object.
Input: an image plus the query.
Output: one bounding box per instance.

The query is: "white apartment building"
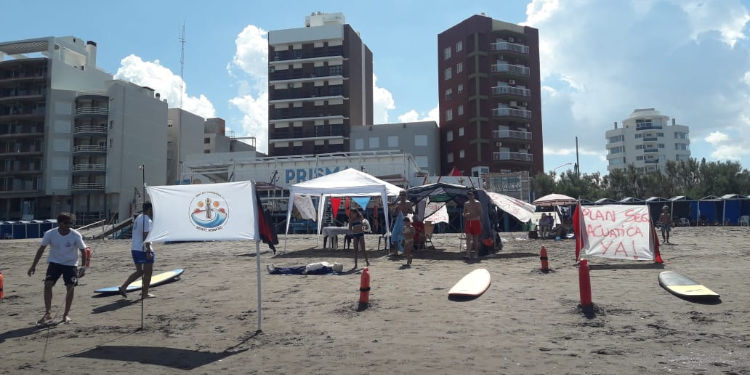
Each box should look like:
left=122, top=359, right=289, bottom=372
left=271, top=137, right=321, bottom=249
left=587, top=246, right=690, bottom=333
left=0, top=36, right=167, bottom=223
left=349, top=121, right=441, bottom=175
left=605, top=108, right=691, bottom=173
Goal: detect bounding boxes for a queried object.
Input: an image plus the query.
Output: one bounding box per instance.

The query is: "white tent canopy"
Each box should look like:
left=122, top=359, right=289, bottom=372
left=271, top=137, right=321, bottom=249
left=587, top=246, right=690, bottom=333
left=285, top=168, right=404, bottom=236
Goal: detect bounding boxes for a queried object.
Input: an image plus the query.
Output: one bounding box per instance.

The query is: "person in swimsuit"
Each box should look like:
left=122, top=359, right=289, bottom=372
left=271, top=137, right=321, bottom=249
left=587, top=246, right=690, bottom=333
left=349, top=209, right=369, bottom=268
left=402, top=217, right=415, bottom=267
left=462, top=190, right=482, bottom=259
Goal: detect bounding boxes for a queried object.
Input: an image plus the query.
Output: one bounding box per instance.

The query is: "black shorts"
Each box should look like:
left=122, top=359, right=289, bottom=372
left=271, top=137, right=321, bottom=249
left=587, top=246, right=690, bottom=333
left=44, top=262, right=78, bottom=287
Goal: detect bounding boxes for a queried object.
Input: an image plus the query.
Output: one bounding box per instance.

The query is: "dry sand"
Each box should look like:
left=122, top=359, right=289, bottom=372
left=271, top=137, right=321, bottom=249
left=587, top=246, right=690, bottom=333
left=0, top=227, right=748, bottom=374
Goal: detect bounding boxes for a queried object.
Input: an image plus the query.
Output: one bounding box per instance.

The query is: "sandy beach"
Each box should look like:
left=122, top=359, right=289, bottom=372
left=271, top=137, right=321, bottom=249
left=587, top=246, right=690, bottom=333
left=1, top=226, right=748, bottom=374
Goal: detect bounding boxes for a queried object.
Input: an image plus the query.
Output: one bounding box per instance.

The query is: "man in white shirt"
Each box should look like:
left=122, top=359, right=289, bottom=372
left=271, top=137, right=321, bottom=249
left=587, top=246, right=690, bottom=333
left=27, top=213, right=89, bottom=325
left=119, top=202, right=155, bottom=299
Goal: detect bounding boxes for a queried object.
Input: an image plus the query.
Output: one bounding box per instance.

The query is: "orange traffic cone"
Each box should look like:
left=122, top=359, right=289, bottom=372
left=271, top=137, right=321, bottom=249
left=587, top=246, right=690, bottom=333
left=540, top=246, right=549, bottom=272
left=0, top=270, right=4, bottom=299
left=578, top=259, right=592, bottom=310
left=358, top=267, right=370, bottom=311
left=85, top=247, right=92, bottom=267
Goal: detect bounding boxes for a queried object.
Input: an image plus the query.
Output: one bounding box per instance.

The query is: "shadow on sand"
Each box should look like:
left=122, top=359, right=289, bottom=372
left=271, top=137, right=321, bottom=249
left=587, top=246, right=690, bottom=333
left=68, top=345, right=248, bottom=370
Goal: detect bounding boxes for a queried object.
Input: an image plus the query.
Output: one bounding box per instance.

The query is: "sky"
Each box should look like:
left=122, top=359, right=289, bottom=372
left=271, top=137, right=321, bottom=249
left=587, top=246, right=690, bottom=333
left=3, top=0, right=750, bottom=176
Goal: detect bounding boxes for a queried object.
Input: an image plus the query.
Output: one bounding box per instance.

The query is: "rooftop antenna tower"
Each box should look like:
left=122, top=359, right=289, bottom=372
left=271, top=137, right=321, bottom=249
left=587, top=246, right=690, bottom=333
left=177, top=23, right=186, bottom=184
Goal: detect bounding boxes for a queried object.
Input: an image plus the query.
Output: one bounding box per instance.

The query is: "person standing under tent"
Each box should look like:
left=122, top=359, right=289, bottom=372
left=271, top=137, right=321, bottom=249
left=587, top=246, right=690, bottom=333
left=119, top=202, right=156, bottom=299
left=349, top=209, right=369, bottom=268
left=27, top=213, right=89, bottom=325
left=389, top=191, right=413, bottom=256
left=462, top=190, right=482, bottom=259
left=659, top=205, right=673, bottom=244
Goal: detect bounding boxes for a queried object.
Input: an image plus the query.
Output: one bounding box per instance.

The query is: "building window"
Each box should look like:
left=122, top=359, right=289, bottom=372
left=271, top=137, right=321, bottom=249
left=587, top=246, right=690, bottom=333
left=456, top=41, right=463, bottom=52
left=447, top=130, right=453, bottom=142
left=456, top=62, right=463, bottom=74
left=459, top=149, right=465, bottom=159
left=457, top=105, right=464, bottom=116
left=444, top=88, right=452, bottom=101
left=636, top=145, right=643, bottom=149
left=608, top=135, right=623, bottom=143
left=415, top=156, right=429, bottom=169
left=658, top=143, right=664, bottom=148
left=457, top=84, right=463, bottom=94
left=387, top=136, right=398, bottom=147
left=636, top=156, right=644, bottom=160
left=443, top=47, right=451, bottom=60
left=354, top=139, right=364, bottom=150
left=447, top=153, right=454, bottom=163
left=204, top=137, right=210, bottom=144
left=415, top=135, right=428, bottom=146
left=445, top=109, right=453, bottom=121
left=444, top=67, right=452, bottom=80
left=368, top=137, right=380, bottom=148
left=458, top=127, right=464, bottom=136
left=204, top=150, right=210, bottom=154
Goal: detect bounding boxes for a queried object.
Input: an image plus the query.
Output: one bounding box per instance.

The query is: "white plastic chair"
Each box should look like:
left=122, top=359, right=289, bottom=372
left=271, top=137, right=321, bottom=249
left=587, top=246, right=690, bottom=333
left=740, top=215, right=750, bottom=226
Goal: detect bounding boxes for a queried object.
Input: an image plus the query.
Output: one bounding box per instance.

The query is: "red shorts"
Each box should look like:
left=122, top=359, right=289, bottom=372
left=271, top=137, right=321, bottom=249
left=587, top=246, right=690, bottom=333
left=465, top=220, right=481, bottom=235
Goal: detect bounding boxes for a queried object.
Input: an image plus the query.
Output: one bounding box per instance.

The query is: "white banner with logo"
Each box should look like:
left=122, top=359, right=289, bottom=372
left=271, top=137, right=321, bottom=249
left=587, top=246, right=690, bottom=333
left=580, top=205, right=654, bottom=261
left=293, top=194, right=316, bottom=220
left=146, top=181, right=258, bottom=242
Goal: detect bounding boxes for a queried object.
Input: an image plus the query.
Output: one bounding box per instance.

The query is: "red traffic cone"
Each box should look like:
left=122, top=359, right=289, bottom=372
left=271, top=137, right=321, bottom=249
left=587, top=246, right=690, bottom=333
left=540, top=246, right=549, bottom=272
left=358, top=267, right=370, bottom=311
left=0, top=270, right=4, bottom=299
left=85, top=247, right=92, bottom=267
left=578, top=259, right=592, bottom=309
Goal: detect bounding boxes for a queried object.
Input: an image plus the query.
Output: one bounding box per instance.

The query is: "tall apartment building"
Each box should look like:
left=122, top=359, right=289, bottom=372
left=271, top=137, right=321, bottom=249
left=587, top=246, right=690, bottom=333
left=267, top=12, right=373, bottom=156
left=438, top=14, right=543, bottom=177
left=606, top=108, right=691, bottom=173
left=0, top=37, right=167, bottom=222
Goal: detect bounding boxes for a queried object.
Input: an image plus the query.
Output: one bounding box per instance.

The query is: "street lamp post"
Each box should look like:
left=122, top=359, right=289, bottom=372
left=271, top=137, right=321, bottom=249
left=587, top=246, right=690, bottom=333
left=552, top=162, right=574, bottom=175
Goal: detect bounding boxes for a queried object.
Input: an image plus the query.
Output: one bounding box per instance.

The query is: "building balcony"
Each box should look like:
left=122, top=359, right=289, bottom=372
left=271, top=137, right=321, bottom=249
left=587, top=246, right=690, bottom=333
left=0, top=168, right=42, bottom=176
left=71, top=182, right=105, bottom=192
left=72, top=163, right=106, bottom=173
left=269, top=74, right=344, bottom=85
left=74, top=124, right=107, bottom=136
left=643, top=148, right=659, bottom=153
left=642, top=137, right=657, bottom=142
left=269, top=95, right=346, bottom=105
left=271, top=127, right=344, bottom=141
left=0, top=89, right=45, bottom=101
left=493, top=129, right=532, bottom=142
left=492, top=107, right=532, bottom=119
left=492, top=151, right=533, bottom=162
left=0, top=108, right=45, bottom=119
left=644, top=159, right=659, bottom=164
left=490, top=63, right=529, bottom=76
left=271, top=47, right=344, bottom=62
left=0, top=73, right=46, bottom=83
left=73, top=145, right=107, bottom=154
left=491, top=85, right=530, bottom=97
left=490, top=41, right=529, bottom=54
left=0, top=148, right=42, bottom=156
left=0, top=131, right=43, bottom=139
left=74, top=106, right=108, bottom=117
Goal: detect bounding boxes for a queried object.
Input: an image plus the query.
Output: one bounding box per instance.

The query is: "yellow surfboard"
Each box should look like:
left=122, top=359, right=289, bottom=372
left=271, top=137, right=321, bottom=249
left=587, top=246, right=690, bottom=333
left=95, top=269, right=184, bottom=294
left=658, top=271, right=719, bottom=299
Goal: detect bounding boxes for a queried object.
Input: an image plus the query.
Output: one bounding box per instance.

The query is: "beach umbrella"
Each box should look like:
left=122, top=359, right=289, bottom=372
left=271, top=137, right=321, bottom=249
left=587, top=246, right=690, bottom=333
left=533, top=193, right=577, bottom=207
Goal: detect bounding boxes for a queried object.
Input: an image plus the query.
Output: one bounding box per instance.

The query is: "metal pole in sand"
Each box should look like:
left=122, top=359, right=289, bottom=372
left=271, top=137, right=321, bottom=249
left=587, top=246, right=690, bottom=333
left=140, top=164, right=145, bottom=331
left=255, top=241, right=262, bottom=333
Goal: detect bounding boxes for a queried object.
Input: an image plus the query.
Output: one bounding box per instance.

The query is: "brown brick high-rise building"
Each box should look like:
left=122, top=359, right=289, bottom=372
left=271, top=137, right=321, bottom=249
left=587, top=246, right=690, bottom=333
left=438, top=14, right=543, bottom=176
left=267, top=12, right=373, bottom=156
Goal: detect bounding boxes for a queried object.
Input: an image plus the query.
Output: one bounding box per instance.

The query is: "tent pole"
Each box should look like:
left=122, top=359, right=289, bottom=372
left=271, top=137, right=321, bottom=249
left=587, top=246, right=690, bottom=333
left=256, top=240, right=262, bottom=333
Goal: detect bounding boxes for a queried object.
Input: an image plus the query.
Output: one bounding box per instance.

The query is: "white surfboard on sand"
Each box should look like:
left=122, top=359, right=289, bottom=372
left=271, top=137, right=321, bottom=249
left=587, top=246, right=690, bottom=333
left=448, top=268, right=491, bottom=298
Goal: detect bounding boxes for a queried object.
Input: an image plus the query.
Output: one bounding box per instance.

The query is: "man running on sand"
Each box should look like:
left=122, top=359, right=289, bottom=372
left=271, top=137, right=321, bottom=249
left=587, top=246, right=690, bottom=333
left=28, top=213, right=89, bottom=325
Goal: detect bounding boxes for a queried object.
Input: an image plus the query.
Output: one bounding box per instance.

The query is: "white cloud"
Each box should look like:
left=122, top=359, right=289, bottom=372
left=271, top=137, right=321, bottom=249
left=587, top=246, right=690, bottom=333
left=227, top=25, right=269, bottom=153
left=704, top=131, right=729, bottom=145
left=373, top=74, right=395, bottom=124
left=114, top=55, right=216, bottom=119
left=524, top=0, right=750, bottom=169
left=397, top=105, right=439, bottom=124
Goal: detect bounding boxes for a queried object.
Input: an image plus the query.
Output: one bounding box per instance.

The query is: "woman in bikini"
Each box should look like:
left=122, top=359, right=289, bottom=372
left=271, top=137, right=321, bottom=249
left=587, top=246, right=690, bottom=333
left=349, top=209, right=370, bottom=268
